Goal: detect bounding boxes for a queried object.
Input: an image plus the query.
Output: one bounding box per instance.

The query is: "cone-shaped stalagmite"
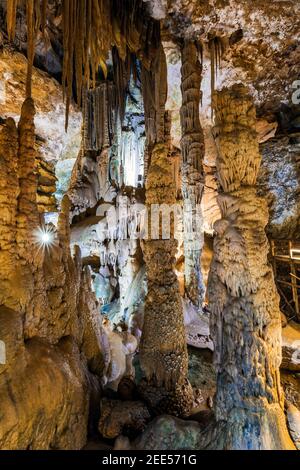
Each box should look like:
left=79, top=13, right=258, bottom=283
left=180, top=40, right=205, bottom=307
left=207, top=84, right=295, bottom=450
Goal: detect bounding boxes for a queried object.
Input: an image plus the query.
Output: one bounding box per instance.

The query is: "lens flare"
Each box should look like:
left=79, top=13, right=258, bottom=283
left=33, top=224, right=58, bottom=252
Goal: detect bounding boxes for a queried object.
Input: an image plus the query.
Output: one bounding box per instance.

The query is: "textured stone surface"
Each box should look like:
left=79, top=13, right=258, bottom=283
left=180, top=40, right=205, bottom=306
left=207, top=84, right=294, bottom=449
left=133, top=415, right=202, bottom=450
left=0, top=102, right=105, bottom=449
left=140, top=143, right=193, bottom=416
left=99, top=399, right=151, bottom=439
left=0, top=47, right=81, bottom=165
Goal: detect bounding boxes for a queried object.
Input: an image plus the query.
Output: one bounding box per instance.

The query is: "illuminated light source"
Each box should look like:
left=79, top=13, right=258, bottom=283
left=290, top=249, right=300, bottom=261
left=33, top=224, right=58, bottom=252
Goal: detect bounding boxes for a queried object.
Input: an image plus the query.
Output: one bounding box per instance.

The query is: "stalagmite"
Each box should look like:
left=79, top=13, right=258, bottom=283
left=180, top=40, right=205, bottom=307
left=139, top=143, right=193, bottom=416
left=16, top=97, right=40, bottom=265
left=207, top=84, right=295, bottom=450
left=0, top=118, right=19, bottom=307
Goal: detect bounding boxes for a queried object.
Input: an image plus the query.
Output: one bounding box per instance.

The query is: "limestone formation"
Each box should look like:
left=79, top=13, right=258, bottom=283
left=36, top=155, right=57, bottom=213
left=139, top=143, right=193, bottom=416
left=99, top=398, right=151, bottom=439
left=180, top=40, right=205, bottom=307
left=0, top=0, right=299, bottom=453
left=0, top=99, right=106, bottom=449
left=207, top=84, right=295, bottom=450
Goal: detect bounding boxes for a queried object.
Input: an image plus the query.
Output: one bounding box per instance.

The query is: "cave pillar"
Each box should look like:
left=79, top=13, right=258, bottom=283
left=207, top=84, right=295, bottom=449
left=180, top=40, right=205, bottom=308
left=0, top=118, right=19, bottom=306
left=139, top=143, right=193, bottom=416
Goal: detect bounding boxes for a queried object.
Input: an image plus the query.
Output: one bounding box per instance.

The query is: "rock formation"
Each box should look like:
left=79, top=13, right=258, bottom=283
left=207, top=84, right=295, bottom=450
left=139, top=143, right=193, bottom=416
left=0, top=0, right=299, bottom=453
left=180, top=40, right=205, bottom=307
left=0, top=99, right=105, bottom=449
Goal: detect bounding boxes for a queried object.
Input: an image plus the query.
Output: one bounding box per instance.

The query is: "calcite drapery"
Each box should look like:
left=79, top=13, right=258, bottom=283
left=139, top=143, right=193, bottom=416
left=207, top=84, right=295, bottom=449
left=180, top=40, right=205, bottom=307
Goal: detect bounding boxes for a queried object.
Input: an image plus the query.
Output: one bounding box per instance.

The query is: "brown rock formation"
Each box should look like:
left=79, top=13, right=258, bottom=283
left=180, top=40, right=205, bottom=307
left=207, top=84, right=295, bottom=449
left=139, top=143, right=193, bottom=416
left=141, top=42, right=168, bottom=177
left=99, top=398, right=151, bottom=439
left=36, top=155, right=57, bottom=213
left=0, top=99, right=105, bottom=449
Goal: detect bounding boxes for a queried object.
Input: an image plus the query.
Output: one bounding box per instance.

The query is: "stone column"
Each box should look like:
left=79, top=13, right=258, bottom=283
left=207, top=84, right=295, bottom=449
left=139, top=143, right=193, bottom=417
left=0, top=117, right=19, bottom=308
left=180, top=40, right=205, bottom=307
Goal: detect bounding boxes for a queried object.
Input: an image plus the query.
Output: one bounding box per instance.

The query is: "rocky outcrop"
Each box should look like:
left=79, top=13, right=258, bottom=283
left=133, top=415, right=202, bottom=450
left=0, top=100, right=105, bottom=449
left=139, top=143, right=193, bottom=416
left=180, top=40, right=205, bottom=307
left=207, top=84, right=295, bottom=450
left=36, top=154, right=57, bottom=213
left=0, top=47, right=81, bottom=165
left=99, top=398, right=151, bottom=439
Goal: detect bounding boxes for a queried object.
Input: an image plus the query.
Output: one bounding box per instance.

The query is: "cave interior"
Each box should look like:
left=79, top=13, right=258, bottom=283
left=0, top=0, right=300, bottom=451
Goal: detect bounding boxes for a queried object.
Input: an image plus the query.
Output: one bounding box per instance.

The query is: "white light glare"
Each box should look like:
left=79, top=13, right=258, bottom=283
left=33, top=224, right=57, bottom=252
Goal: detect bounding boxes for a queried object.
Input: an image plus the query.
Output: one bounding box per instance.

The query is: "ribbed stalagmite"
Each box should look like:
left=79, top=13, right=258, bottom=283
left=139, top=143, right=193, bottom=416
left=180, top=40, right=205, bottom=307
left=207, top=84, right=295, bottom=449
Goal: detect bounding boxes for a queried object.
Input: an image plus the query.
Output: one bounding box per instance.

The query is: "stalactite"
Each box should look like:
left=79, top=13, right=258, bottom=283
left=141, top=41, right=167, bottom=177
left=209, top=36, right=224, bottom=118
left=83, top=82, right=117, bottom=152
left=206, top=84, right=295, bottom=450
left=5, top=1, right=160, bottom=129
left=180, top=40, right=205, bottom=307
left=41, top=0, right=47, bottom=33
left=6, top=0, right=18, bottom=41
left=112, top=47, right=132, bottom=124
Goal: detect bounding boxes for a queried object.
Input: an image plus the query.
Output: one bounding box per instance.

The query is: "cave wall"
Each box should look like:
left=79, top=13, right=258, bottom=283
left=0, top=99, right=105, bottom=449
